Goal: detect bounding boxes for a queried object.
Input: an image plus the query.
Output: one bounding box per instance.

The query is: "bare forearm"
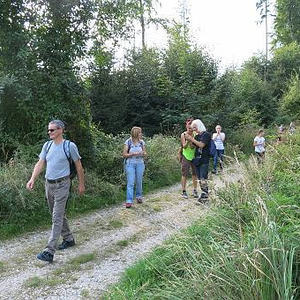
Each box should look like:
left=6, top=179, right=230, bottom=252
left=187, top=137, right=205, bottom=149
left=27, top=160, right=44, bottom=190
left=181, top=134, right=188, bottom=148
left=30, top=160, right=44, bottom=181
left=75, top=161, right=85, bottom=185
left=75, top=160, right=85, bottom=195
left=77, top=167, right=85, bottom=186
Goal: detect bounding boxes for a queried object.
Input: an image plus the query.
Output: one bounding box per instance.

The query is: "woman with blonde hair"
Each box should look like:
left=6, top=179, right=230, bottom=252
left=123, top=126, right=146, bottom=208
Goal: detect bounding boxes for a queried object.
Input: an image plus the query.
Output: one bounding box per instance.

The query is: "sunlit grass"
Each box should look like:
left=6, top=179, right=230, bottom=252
left=105, top=133, right=300, bottom=299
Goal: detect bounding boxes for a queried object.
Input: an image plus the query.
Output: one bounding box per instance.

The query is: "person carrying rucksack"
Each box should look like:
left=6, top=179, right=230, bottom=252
left=26, top=120, right=85, bottom=263
left=123, top=126, right=146, bottom=208
left=180, top=118, right=198, bottom=199
left=212, top=125, right=225, bottom=174
left=185, top=119, right=211, bottom=203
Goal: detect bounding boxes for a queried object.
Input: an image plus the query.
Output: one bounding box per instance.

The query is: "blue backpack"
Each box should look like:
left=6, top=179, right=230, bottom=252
left=209, top=139, right=217, bottom=157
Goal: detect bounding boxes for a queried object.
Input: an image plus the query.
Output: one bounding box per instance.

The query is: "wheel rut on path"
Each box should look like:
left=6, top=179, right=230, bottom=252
left=0, top=165, right=243, bottom=299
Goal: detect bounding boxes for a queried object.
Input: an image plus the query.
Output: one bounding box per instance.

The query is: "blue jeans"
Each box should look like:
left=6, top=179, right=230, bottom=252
left=195, top=162, right=209, bottom=180
left=213, top=149, right=224, bottom=171
left=125, top=161, right=145, bottom=203
left=195, top=162, right=209, bottom=194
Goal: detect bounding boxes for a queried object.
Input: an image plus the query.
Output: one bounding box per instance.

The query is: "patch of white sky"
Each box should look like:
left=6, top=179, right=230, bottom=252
left=114, top=0, right=275, bottom=72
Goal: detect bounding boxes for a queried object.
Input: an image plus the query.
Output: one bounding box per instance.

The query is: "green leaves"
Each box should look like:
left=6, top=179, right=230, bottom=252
left=281, top=73, right=300, bottom=119
left=274, top=0, right=300, bottom=46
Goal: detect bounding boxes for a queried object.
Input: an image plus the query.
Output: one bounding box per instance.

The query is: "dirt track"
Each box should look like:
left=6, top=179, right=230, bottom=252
left=0, top=164, right=242, bottom=299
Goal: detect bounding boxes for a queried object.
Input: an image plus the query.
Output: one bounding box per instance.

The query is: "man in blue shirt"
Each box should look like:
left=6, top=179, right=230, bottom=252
left=26, top=120, right=85, bottom=262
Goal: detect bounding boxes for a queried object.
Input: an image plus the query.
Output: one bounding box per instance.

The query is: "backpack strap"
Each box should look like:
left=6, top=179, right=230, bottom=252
left=127, top=139, right=143, bottom=152
left=45, top=141, right=53, bottom=155
left=62, top=140, right=71, bottom=161
left=127, top=139, right=132, bottom=153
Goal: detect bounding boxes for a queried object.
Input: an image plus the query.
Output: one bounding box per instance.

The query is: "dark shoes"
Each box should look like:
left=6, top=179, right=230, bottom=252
left=198, top=192, right=209, bottom=203
left=37, top=240, right=75, bottom=262
left=58, top=239, right=75, bottom=250
left=125, top=202, right=132, bottom=208
left=37, top=251, right=53, bottom=263
left=192, top=190, right=198, bottom=198
left=136, top=197, right=143, bottom=204
left=182, top=191, right=188, bottom=199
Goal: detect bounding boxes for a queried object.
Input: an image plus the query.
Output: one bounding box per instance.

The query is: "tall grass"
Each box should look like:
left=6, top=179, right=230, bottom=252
left=227, top=125, right=277, bottom=156
left=105, top=133, right=300, bottom=299
left=0, top=134, right=181, bottom=240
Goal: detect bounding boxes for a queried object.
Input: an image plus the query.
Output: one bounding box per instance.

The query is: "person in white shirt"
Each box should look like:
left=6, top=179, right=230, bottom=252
left=212, top=125, right=225, bottom=174
left=289, top=122, right=296, bottom=135
left=253, top=129, right=265, bottom=163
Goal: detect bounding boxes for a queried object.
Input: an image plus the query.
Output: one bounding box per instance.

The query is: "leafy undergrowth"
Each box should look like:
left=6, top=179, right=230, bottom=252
left=0, top=134, right=180, bottom=240
left=105, top=133, right=300, bottom=300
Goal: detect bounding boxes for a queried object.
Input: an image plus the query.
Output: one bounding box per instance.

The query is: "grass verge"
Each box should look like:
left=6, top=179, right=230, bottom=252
left=104, top=133, right=300, bottom=299
left=0, top=135, right=180, bottom=240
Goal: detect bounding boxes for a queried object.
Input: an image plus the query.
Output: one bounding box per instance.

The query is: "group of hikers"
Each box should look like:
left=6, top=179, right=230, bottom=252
left=25, top=118, right=296, bottom=263
left=26, top=121, right=148, bottom=263
left=179, top=118, right=224, bottom=203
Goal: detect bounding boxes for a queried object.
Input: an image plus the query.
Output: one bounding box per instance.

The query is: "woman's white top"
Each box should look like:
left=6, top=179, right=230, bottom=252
left=254, top=136, right=265, bottom=153
left=212, top=132, right=225, bottom=150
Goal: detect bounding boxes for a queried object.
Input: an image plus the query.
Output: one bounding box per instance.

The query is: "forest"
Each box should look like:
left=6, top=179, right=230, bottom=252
left=0, top=0, right=299, bottom=163
left=0, top=0, right=299, bottom=298
left=0, top=0, right=300, bottom=234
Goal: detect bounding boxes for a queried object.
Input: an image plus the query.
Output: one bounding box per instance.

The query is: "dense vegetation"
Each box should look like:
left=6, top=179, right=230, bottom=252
left=0, top=0, right=299, bottom=161
left=0, top=0, right=299, bottom=239
left=105, top=132, right=300, bottom=300
left=0, top=134, right=180, bottom=239
left=0, top=1, right=299, bottom=297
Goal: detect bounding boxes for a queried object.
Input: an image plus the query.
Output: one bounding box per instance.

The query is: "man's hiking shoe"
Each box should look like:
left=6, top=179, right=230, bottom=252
left=200, top=192, right=209, bottom=199
left=212, top=169, right=217, bottom=174
left=198, top=192, right=209, bottom=203
left=192, top=190, right=198, bottom=198
left=182, top=191, right=188, bottom=199
left=125, top=202, right=132, bottom=208
left=58, top=239, right=75, bottom=250
left=136, top=197, right=143, bottom=204
left=37, top=251, right=53, bottom=263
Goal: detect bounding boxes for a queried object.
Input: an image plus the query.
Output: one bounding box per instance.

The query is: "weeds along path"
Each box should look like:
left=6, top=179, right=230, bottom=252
left=0, top=164, right=243, bottom=299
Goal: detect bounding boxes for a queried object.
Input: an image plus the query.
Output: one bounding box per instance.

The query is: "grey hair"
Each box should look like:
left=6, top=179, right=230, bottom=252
left=49, top=119, right=65, bottom=129
left=191, top=119, right=206, bottom=132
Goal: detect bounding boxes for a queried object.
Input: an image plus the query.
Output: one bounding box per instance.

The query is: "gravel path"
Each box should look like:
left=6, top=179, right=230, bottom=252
left=0, top=164, right=242, bottom=300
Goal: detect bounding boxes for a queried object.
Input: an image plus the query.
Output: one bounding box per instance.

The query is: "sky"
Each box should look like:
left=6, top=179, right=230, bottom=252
left=143, top=0, right=275, bottom=71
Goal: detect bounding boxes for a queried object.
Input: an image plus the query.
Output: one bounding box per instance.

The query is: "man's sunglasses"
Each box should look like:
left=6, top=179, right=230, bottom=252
left=47, top=128, right=59, bottom=133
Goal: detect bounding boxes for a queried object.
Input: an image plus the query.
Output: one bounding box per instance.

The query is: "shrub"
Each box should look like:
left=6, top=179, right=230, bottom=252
left=0, top=132, right=180, bottom=240
left=105, top=132, right=300, bottom=299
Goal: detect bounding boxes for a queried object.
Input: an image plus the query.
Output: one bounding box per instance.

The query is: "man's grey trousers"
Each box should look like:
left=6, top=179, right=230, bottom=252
left=44, top=178, right=74, bottom=254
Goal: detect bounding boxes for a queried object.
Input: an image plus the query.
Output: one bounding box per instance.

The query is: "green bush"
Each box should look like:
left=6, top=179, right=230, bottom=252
left=0, top=132, right=180, bottom=240
left=105, top=132, right=300, bottom=299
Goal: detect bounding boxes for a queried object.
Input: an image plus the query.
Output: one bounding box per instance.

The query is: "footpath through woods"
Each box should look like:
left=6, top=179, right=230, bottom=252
left=0, top=163, right=243, bottom=299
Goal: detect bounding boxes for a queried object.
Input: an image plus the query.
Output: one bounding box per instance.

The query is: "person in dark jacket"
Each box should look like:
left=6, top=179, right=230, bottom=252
left=185, top=119, right=211, bottom=203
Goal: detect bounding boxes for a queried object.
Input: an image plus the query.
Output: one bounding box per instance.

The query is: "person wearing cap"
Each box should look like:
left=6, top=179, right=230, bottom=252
left=26, top=120, right=85, bottom=262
